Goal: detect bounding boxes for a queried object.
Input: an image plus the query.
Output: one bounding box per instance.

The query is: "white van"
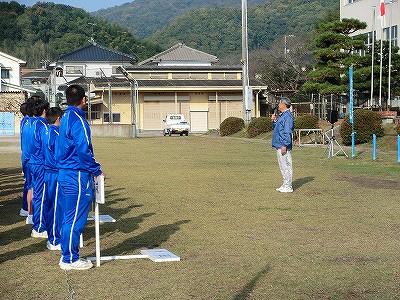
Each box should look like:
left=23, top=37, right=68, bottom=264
left=163, top=114, right=190, bottom=136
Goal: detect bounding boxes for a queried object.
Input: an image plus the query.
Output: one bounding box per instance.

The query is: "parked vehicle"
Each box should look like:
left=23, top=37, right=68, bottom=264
left=163, top=114, right=190, bottom=136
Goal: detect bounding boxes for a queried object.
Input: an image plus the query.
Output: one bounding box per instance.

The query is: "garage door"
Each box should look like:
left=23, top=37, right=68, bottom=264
left=143, top=101, right=175, bottom=130
left=190, top=111, right=208, bottom=132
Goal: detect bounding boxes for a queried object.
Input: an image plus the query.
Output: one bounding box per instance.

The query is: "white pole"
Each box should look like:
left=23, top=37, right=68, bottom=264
left=379, top=37, right=384, bottom=108
left=95, top=201, right=101, bottom=267
left=241, top=0, right=250, bottom=123
left=379, top=9, right=385, bottom=108
left=388, top=4, right=392, bottom=109
left=370, top=7, right=376, bottom=108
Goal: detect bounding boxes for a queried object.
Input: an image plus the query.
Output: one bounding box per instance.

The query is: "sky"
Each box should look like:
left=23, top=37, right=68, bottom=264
left=7, top=0, right=132, bottom=12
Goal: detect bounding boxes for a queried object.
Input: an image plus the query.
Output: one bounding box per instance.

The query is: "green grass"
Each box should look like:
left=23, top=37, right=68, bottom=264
left=0, top=136, right=399, bottom=299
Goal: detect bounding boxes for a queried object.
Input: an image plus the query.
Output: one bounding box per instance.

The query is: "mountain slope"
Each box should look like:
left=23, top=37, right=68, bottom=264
left=93, top=0, right=265, bottom=38
left=149, top=0, right=338, bottom=58
left=0, top=2, right=162, bottom=68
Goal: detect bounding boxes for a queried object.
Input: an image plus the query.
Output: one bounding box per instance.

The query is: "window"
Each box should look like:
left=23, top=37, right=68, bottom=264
left=1, top=69, right=10, bottom=79
left=384, top=26, right=398, bottom=47
left=85, top=104, right=101, bottom=120
left=65, top=66, right=84, bottom=75
left=172, top=73, right=190, bottom=80
left=225, top=73, right=238, bottom=80
left=112, top=66, right=122, bottom=75
left=190, top=73, right=208, bottom=80
left=212, top=73, right=225, bottom=80
left=103, top=112, right=121, bottom=123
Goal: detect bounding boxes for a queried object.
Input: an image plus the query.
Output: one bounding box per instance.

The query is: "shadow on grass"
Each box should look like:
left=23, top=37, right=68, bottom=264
left=0, top=197, right=24, bottom=226
left=293, top=176, right=315, bottom=190
left=0, top=240, right=47, bottom=264
left=95, top=220, right=190, bottom=257
left=232, top=265, right=272, bottom=300
left=0, top=224, right=31, bottom=246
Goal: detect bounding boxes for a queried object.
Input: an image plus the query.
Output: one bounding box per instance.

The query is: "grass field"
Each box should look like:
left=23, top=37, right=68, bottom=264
left=0, top=136, right=399, bottom=300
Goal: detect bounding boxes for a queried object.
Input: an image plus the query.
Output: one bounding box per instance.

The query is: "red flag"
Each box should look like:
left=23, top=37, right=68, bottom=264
left=380, top=0, right=385, bottom=17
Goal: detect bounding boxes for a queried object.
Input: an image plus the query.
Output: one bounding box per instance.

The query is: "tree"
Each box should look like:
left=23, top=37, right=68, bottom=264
left=249, top=36, right=312, bottom=92
left=302, top=18, right=367, bottom=95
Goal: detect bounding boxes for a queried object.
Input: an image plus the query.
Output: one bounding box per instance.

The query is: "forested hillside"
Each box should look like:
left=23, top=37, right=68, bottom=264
left=0, top=1, right=162, bottom=67
left=94, top=0, right=265, bottom=38
left=149, top=0, right=338, bottom=58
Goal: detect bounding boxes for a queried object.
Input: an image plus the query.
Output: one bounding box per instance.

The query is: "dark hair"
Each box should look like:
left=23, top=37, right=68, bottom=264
left=20, top=103, right=28, bottom=116
left=46, top=107, right=63, bottom=124
left=26, top=97, right=38, bottom=117
left=30, top=97, right=50, bottom=117
left=65, top=85, right=86, bottom=106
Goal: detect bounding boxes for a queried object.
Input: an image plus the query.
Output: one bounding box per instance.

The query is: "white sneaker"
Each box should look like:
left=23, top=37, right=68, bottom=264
left=47, top=241, right=61, bottom=251
left=59, top=259, right=93, bottom=271
left=276, top=186, right=284, bottom=192
left=31, top=229, right=48, bottom=238
left=280, top=187, right=293, bottom=193
left=26, top=215, right=33, bottom=225
left=19, top=208, right=29, bottom=217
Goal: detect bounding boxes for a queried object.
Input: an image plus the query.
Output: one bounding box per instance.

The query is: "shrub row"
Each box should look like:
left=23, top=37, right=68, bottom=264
left=220, top=114, right=320, bottom=138
left=219, top=117, right=245, bottom=136
left=246, top=117, right=273, bottom=138
left=340, top=109, right=384, bottom=146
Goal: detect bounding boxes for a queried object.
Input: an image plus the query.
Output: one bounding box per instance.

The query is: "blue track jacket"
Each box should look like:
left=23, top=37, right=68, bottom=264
left=29, top=116, right=48, bottom=165
left=56, top=106, right=102, bottom=176
left=272, top=110, right=294, bottom=151
left=44, top=125, right=59, bottom=171
left=20, top=116, right=30, bottom=164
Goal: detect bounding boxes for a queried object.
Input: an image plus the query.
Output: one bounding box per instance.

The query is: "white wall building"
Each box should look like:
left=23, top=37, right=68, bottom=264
left=0, top=51, right=27, bottom=92
left=49, top=42, right=136, bottom=106
left=340, top=0, right=399, bottom=46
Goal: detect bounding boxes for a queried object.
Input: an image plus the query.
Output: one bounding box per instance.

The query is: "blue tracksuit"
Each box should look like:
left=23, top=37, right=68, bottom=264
left=20, top=116, right=30, bottom=211
left=56, top=106, right=102, bottom=264
left=272, top=110, right=294, bottom=151
left=30, top=116, right=48, bottom=233
left=44, top=125, right=61, bottom=246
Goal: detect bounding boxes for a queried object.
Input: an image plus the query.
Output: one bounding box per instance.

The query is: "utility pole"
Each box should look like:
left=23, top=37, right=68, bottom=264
left=241, top=0, right=250, bottom=123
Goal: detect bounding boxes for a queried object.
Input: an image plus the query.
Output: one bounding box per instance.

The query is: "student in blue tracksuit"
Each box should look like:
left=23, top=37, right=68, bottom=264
left=23, top=97, right=41, bottom=225
left=44, top=107, right=64, bottom=251
left=56, top=85, right=103, bottom=270
left=19, top=102, right=30, bottom=217
left=29, top=97, right=50, bottom=238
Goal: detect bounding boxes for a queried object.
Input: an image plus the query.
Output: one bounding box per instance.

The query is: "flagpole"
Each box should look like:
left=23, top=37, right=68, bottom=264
left=378, top=5, right=384, bottom=109
left=388, top=2, right=392, bottom=110
left=370, top=7, right=376, bottom=108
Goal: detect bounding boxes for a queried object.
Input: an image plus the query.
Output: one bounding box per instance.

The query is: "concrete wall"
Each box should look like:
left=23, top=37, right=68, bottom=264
left=90, top=124, right=134, bottom=138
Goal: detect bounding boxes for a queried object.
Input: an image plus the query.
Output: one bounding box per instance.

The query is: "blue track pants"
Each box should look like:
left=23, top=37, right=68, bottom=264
left=22, top=161, right=31, bottom=211
left=45, top=171, right=62, bottom=246
left=59, top=170, right=94, bottom=263
left=30, top=164, right=47, bottom=233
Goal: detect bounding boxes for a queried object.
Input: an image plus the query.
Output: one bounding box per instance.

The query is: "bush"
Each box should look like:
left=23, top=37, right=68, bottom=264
left=220, top=117, right=245, bottom=136
left=295, top=114, right=319, bottom=129
left=246, top=117, right=273, bottom=138
left=340, top=109, right=384, bottom=146
left=396, top=124, right=400, bottom=135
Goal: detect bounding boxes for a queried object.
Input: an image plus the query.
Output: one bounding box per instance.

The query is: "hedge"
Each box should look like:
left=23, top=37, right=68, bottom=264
left=294, top=114, right=319, bottom=130
left=340, top=109, right=384, bottom=146
left=246, top=117, right=273, bottom=138
left=220, top=117, right=245, bottom=136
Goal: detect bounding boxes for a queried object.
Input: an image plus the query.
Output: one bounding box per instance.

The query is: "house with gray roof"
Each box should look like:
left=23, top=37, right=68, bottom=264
left=70, top=43, right=267, bottom=133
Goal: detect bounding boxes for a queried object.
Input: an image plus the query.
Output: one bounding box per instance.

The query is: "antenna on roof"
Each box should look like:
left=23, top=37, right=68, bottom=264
left=88, top=22, right=97, bottom=45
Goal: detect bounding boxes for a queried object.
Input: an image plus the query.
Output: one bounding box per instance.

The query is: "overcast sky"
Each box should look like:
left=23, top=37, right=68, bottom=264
left=7, top=0, right=131, bottom=12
